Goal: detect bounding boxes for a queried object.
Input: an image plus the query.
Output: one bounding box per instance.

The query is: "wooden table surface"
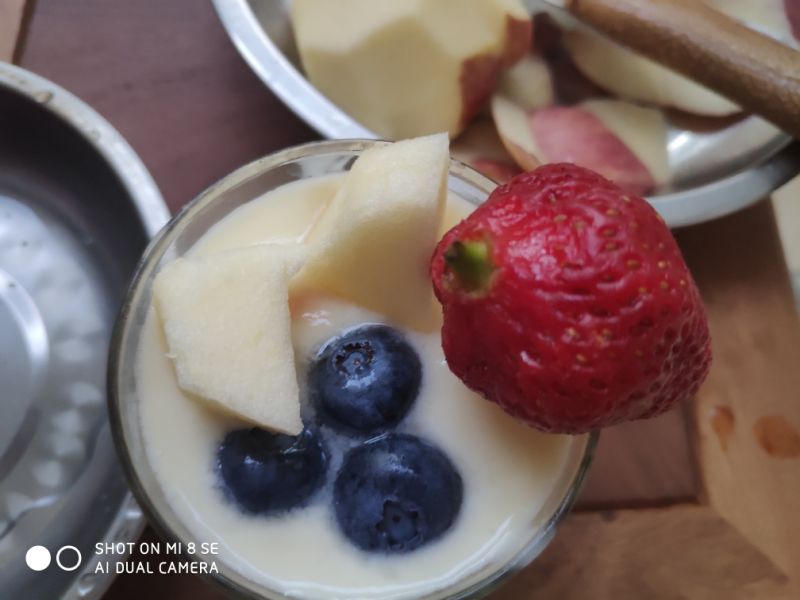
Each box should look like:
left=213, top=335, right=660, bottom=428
left=6, top=0, right=800, bottom=598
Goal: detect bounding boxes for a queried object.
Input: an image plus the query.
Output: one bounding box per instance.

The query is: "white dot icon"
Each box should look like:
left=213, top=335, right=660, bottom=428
left=26, top=546, right=51, bottom=571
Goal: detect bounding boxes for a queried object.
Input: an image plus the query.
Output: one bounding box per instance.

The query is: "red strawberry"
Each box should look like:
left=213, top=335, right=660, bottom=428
left=430, top=163, right=711, bottom=434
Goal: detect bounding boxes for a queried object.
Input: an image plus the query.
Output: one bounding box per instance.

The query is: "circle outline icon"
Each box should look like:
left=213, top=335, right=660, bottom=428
left=56, top=545, right=81, bottom=572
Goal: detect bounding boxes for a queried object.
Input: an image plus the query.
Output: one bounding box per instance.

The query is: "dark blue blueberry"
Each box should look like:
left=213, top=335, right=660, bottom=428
left=333, top=433, right=463, bottom=553
left=309, top=325, right=422, bottom=435
left=216, top=428, right=327, bottom=515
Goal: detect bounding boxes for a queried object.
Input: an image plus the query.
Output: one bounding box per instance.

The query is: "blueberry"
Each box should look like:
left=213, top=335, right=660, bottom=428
left=333, top=434, right=463, bottom=553
left=216, top=428, right=327, bottom=515
left=309, top=325, right=422, bottom=435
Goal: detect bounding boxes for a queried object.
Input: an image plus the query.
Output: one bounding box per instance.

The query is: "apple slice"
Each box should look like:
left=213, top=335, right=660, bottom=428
left=290, top=0, right=531, bottom=139
left=708, top=0, right=799, bottom=47
left=452, top=119, right=521, bottom=183
left=492, top=95, right=668, bottom=195
left=581, top=99, right=670, bottom=187
left=563, top=29, right=740, bottom=117
left=529, top=13, right=611, bottom=106
left=153, top=244, right=307, bottom=435
left=295, top=134, right=449, bottom=331
left=496, top=55, right=555, bottom=111
left=491, top=95, right=543, bottom=172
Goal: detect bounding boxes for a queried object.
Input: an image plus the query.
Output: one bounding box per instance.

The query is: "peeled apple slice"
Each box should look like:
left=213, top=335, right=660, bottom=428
left=290, top=0, right=531, bottom=139
left=153, top=244, right=307, bottom=435
left=294, top=134, right=449, bottom=331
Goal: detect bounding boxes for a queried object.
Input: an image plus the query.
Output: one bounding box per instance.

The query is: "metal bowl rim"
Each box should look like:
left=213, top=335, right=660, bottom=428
left=0, top=62, right=169, bottom=235
left=0, top=62, right=168, bottom=600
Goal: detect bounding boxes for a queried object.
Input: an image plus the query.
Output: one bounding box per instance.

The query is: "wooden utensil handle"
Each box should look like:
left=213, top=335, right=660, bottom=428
left=566, top=0, right=800, bottom=138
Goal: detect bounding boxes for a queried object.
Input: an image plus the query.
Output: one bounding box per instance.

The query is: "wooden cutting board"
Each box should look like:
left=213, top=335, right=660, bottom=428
left=11, top=0, right=800, bottom=597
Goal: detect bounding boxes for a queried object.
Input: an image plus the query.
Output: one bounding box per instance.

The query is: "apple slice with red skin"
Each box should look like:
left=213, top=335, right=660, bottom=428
left=492, top=95, right=669, bottom=196
left=581, top=99, right=670, bottom=186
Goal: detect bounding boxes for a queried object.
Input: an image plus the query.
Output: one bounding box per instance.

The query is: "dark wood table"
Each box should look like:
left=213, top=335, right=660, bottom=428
left=7, top=0, right=800, bottom=597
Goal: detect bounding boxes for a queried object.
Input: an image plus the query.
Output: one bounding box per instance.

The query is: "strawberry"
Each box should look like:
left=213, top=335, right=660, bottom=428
left=430, top=163, right=711, bottom=434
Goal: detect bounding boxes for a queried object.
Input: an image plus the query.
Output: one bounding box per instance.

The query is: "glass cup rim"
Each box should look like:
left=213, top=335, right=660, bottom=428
left=107, top=138, right=599, bottom=600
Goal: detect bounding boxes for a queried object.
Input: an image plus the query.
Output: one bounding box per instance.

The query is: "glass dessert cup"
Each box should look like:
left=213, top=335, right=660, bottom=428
left=108, top=139, right=598, bottom=600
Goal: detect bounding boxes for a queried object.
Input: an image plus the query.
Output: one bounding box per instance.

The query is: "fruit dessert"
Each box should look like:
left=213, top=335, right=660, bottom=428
left=134, top=134, right=710, bottom=598
left=135, top=135, right=583, bottom=598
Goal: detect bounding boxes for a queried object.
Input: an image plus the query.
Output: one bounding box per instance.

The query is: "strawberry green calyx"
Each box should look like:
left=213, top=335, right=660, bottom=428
left=444, top=240, right=496, bottom=294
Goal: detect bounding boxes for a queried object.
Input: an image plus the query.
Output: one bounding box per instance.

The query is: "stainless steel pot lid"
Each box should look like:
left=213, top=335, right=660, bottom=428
left=0, top=62, right=168, bottom=599
left=212, top=0, right=800, bottom=228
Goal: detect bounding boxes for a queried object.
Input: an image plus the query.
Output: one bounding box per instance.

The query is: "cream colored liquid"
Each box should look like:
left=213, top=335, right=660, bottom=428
left=136, top=175, right=571, bottom=599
